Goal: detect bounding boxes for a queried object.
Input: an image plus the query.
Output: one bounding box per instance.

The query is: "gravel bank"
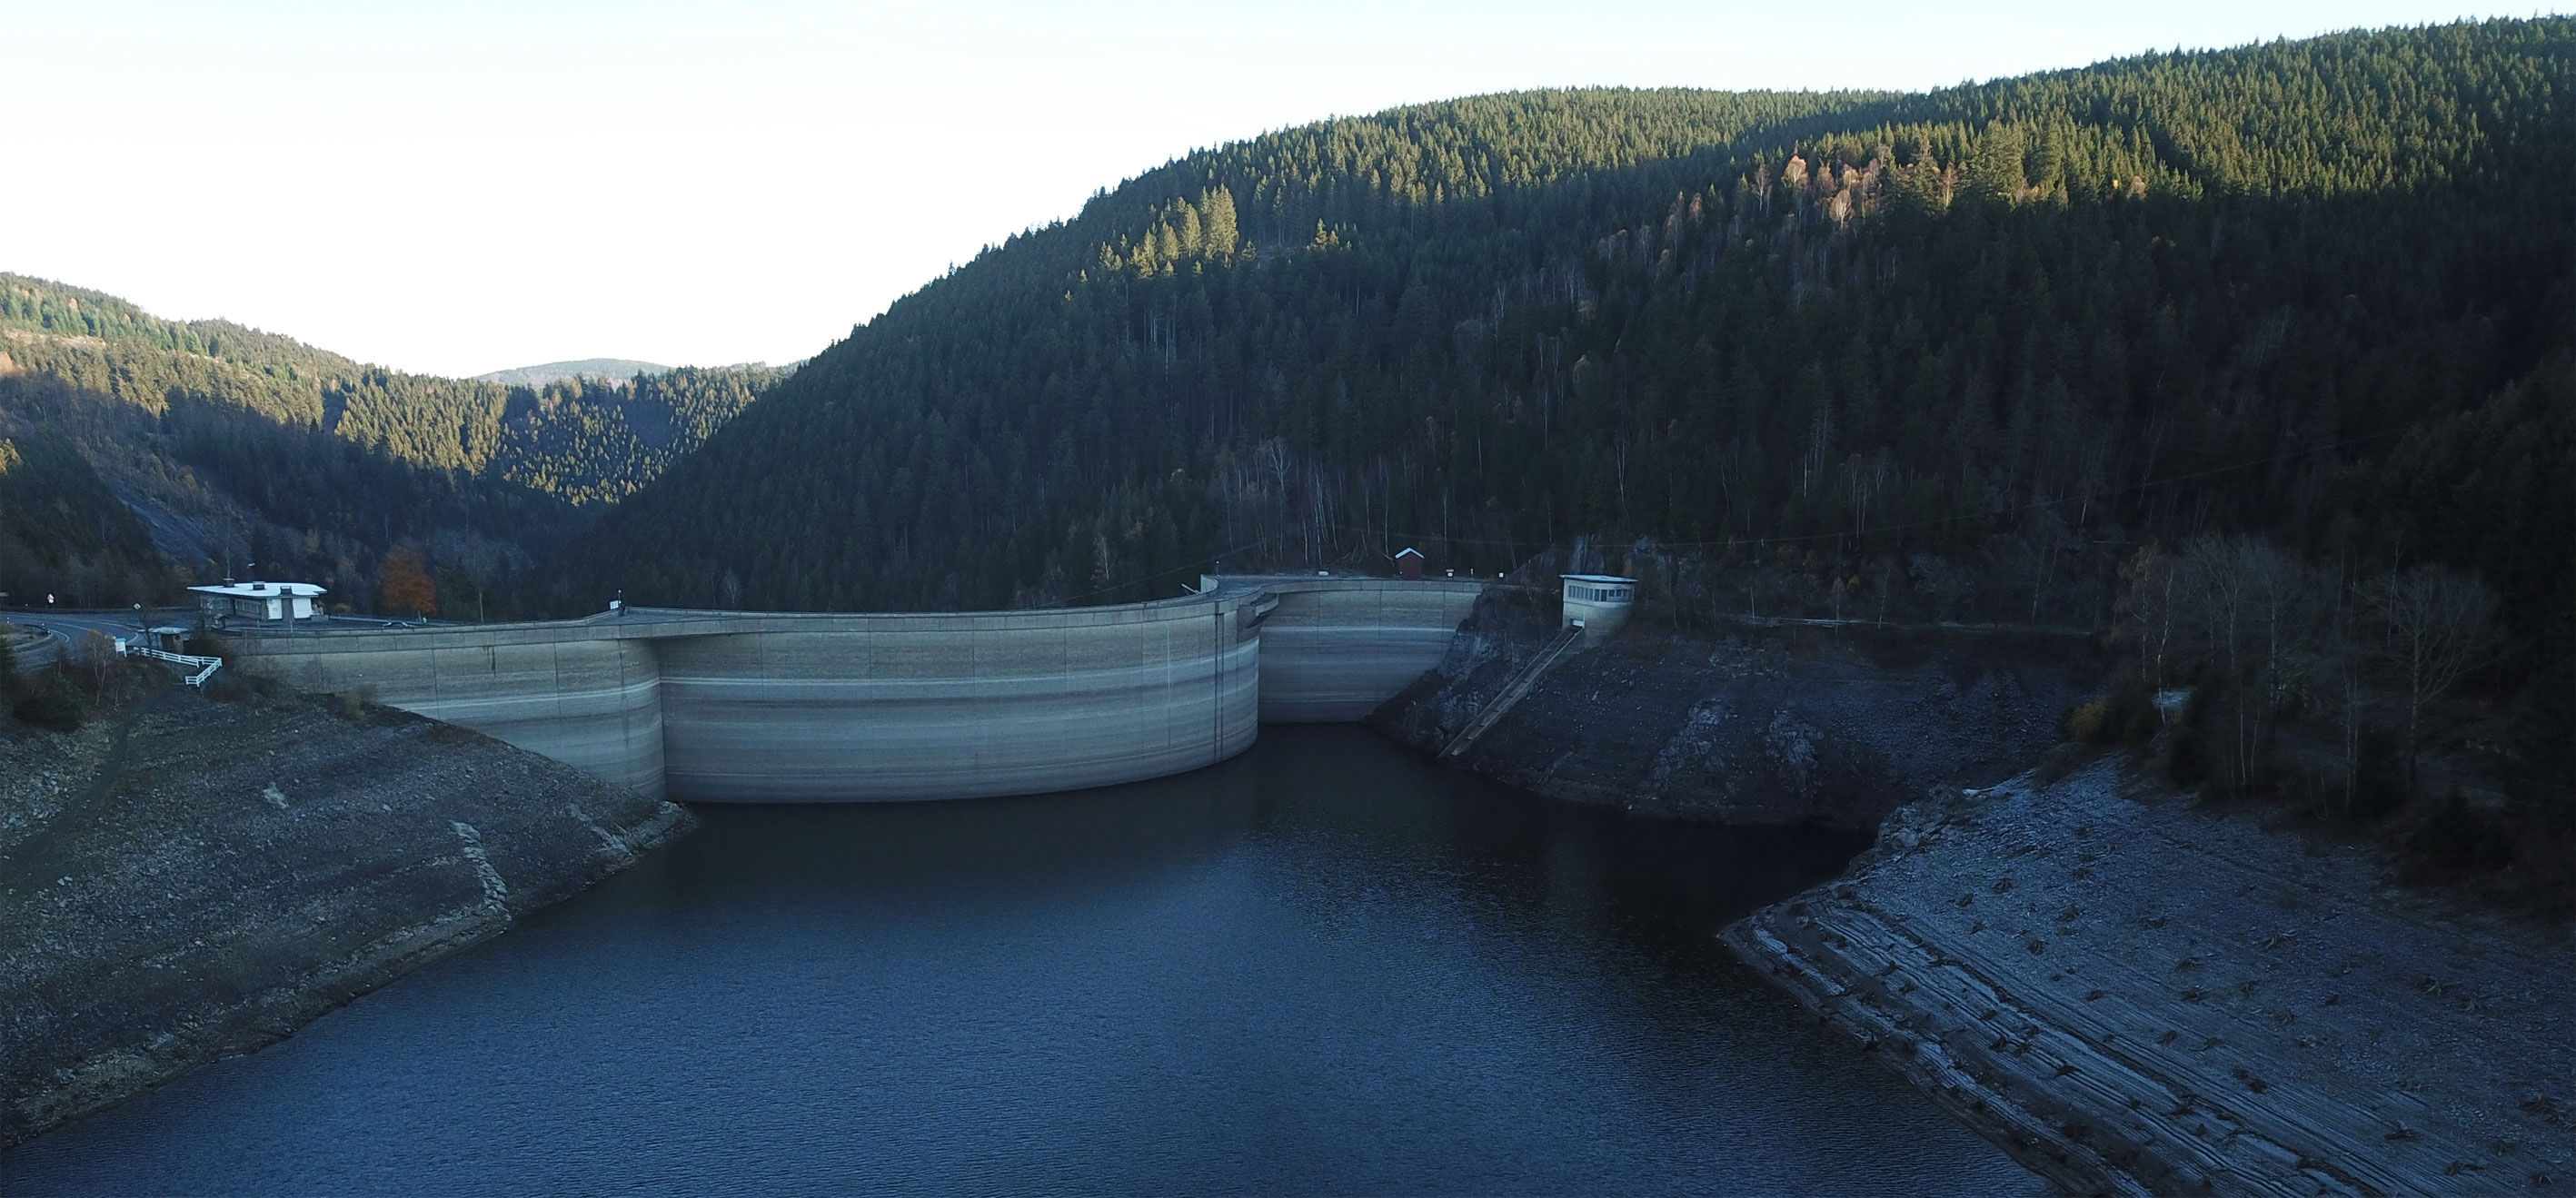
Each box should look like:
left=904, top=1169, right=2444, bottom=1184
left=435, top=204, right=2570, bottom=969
left=1720, top=757, right=2574, bottom=1194
left=0, top=685, right=694, bottom=1148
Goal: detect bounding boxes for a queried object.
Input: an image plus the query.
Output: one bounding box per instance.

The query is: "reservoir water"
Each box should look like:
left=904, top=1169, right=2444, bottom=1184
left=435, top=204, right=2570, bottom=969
left=4, top=726, right=2036, bottom=1194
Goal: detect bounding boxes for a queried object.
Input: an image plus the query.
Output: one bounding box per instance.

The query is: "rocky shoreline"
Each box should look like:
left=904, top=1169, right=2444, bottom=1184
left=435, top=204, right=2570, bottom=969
left=0, top=683, right=693, bottom=1148
left=1379, top=596, right=2571, bottom=1192
left=1719, top=757, right=2573, bottom=1194
left=1371, top=590, right=2096, bottom=828
left=13, top=604, right=2563, bottom=1192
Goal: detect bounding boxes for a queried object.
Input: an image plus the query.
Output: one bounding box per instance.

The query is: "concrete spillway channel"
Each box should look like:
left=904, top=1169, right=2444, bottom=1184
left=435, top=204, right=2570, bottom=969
left=223, top=577, right=1488, bottom=803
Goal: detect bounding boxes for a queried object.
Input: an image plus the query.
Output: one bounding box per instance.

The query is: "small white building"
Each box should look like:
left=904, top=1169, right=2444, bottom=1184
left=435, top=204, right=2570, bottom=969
left=1560, top=574, right=1637, bottom=646
left=190, top=580, right=326, bottom=624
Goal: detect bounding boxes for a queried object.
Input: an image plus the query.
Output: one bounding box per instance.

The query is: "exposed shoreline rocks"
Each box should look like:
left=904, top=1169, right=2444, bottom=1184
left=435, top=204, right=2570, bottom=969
left=0, top=684, right=694, bottom=1149
left=1370, top=590, right=2097, bottom=828
left=1378, top=594, right=2572, bottom=1191
left=1719, top=757, right=2574, bottom=1194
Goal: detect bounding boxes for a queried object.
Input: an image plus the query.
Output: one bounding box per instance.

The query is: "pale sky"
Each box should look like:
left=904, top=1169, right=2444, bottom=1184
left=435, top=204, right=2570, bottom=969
left=3, top=1, right=2559, bottom=378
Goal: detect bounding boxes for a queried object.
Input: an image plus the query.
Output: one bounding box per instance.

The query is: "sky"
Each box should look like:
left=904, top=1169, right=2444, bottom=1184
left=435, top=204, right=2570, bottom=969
left=3, top=1, right=2561, bottom=378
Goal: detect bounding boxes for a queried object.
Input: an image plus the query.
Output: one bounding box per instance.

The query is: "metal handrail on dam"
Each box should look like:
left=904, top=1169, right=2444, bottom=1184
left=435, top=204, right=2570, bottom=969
left=224, top=576, right=1489, bottom=803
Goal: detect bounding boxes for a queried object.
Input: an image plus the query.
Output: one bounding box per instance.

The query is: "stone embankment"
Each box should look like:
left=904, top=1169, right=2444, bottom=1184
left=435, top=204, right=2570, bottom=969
left=1721, top=757, right=2574, bottom=1194
left=1370, top=591, right=2095, bottom=828
left=0, top=683, right=693, bottom=1148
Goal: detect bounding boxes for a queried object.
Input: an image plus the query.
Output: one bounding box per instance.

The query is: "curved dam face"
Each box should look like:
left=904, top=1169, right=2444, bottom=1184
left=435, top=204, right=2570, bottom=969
left=248, top=632, right=667, bottom=797
left=1246, top=578, right=1487, bottom=722
left=651, top=604, right=1258, bottom=803
left=224, top=578, right=1485, bottom=803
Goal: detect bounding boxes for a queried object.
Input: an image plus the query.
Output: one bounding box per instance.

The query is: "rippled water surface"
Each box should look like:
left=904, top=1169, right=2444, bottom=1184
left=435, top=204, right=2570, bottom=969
left=5, top=726, right=2037, bottom=1195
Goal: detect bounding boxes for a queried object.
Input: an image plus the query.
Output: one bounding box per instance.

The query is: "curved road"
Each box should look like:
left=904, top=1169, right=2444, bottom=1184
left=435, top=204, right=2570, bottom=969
left=5, top=609, right=227, bottom=680
left=4, top=609, right=177, bottom=656
left=4, top=608, right=441, bottom=650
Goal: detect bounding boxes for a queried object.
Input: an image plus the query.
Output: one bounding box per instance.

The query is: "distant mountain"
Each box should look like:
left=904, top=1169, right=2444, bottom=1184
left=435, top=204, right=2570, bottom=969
left=473, top=359, right=670, bottom=388
left=0, top=276, right=784, bottom=612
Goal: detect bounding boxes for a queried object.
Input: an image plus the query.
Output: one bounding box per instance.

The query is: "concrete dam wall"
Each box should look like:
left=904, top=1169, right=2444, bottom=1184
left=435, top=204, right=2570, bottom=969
left=1251, top=579, right=1487, bottom=722
left=241, top=631, right=669, bottom=797
left=226, top=577, right=1486, bottom=803
left=648, top=605, right=1260, bottom=803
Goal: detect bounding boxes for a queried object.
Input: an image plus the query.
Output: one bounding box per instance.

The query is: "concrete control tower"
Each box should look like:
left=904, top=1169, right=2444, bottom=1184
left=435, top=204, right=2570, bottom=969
left=1559, top=574, right=1636, bottom=646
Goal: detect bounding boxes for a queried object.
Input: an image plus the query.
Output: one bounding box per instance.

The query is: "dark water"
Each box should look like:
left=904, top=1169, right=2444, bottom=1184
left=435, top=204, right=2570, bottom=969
left=4, top=726, right=2036, bottom=1195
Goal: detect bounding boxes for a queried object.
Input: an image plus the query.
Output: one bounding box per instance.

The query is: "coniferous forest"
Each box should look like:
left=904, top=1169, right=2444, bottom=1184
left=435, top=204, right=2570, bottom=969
left=560, top=22, right=2567, bottom=635
left=0, top=273, right=785, bottom=612
left=3, top=20, right=2568, bottom=834
left=548, top=20, right=2571, bottom=847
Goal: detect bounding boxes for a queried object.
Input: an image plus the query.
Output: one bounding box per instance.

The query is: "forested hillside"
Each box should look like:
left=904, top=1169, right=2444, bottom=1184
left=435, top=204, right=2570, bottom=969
left=561, top=19, right=2570, bottom=627
left=473, top=359, right=669, bottom=388
left=0, top=431, right=170, bottom=606
left=0, top=276, right=783, bottom=610
left=556, top=19, right=2571, bottom=832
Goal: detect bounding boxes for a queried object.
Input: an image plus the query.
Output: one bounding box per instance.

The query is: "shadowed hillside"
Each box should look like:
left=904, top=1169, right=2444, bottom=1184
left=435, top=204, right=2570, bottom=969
left=555, top=20, right=2571, bottom=637
left=552, top=18, right=2572, bottom=871
left=0, top=278, right=784, bottom=611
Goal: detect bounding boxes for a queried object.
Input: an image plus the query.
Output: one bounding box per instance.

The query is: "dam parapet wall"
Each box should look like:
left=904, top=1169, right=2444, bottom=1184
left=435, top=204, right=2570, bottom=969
left=225, top=578, right=1482, bottom=803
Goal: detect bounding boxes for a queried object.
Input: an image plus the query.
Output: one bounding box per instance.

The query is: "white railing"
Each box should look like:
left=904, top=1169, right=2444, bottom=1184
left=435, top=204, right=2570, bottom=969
left=119, top=641, right=224, bottom=687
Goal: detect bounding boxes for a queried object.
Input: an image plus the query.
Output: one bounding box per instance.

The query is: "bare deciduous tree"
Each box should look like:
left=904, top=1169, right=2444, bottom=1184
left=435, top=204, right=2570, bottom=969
left=2158, top=536, right=2332, bottom=795
left=2363, top=565, right=2499, bottom=795
left=2320, top=571, right=2372, bottom=817
left=2113, top=536, right=2508, bottom=811
left=76, top=629, right=117, bottom=698
left=2114, top=542, right=2180, bottom=688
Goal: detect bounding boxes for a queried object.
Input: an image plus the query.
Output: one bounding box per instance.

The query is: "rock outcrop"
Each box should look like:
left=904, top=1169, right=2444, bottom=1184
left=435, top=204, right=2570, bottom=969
left=0, top=685, right=694, bottom=1147
left=1721, top=758, right=2575, bottom=1194
left=1370, top=591, right=2096, bottom=828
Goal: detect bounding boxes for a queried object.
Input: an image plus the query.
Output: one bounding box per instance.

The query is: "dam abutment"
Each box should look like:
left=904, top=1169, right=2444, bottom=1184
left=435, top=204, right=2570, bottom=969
left=246, top=629, right=668, bottom=799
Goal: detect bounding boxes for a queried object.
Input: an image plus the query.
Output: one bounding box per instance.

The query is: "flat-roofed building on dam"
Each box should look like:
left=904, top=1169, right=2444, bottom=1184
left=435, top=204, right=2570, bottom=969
left=191, top=580, right=326, bottom=624
left=1560, top=573, right=1636, bottom=645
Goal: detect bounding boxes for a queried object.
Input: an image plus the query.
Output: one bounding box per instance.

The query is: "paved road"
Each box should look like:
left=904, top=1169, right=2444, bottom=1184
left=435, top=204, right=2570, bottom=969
left=3, top=610, right=169, bottom=649
left=3, top=609, right=446, bottom=644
